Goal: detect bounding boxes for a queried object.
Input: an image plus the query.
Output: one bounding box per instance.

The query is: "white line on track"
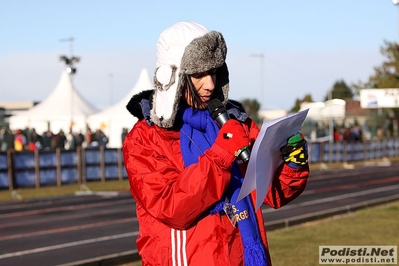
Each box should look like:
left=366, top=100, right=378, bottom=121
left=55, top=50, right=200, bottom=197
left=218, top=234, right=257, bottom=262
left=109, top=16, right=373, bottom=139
left=262, top=184, right=399, bottom=214
left=0, top=205, right=134, bottom=229
left=0, top=217, right=136, bottom=241
left=0, top=232, right=138, bottom=260
left=0, top=199, right=134, bottom=219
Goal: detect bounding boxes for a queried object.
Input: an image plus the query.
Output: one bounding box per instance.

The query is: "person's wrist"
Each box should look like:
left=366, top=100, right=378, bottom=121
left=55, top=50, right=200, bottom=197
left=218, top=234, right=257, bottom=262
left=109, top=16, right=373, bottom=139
left=286, top=161, right=301, bottom=169
left=208, top=143, right=236, bottom=167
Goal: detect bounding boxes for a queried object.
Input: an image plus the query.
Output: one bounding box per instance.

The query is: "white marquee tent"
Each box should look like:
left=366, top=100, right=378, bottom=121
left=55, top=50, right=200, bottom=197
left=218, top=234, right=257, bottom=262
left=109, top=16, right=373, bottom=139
left=86, top=68, right=153, bottom=148
left=9, top=70, right=99, bottom=135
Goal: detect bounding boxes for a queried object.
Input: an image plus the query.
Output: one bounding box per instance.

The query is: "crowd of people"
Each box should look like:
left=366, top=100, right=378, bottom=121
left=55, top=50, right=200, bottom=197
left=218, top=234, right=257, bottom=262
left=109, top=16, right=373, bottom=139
left=309, top=118, right=399, bottom=143
left=0, top=127, right=109, bottom=152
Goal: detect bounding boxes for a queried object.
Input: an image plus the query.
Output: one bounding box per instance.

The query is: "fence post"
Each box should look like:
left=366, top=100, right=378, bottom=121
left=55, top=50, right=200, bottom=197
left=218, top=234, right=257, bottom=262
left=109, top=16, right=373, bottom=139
left=319, top=142, right=324, bottom=163
left=56, top=148, right=61, bottom=187
left=7, top=149, right=14, bottom=191
left=100, top=146, right=105, bottom=182
left=117, top=148, right=123, bottom=181
left=77, top=147, right=82, bottom=185
left=383, top=138, right=387, bottom=158
left=82, top=148, right=86, bottom=184
left=396, top=137, right=399, bottom=157
left=35, top=149, right=40, bottom=188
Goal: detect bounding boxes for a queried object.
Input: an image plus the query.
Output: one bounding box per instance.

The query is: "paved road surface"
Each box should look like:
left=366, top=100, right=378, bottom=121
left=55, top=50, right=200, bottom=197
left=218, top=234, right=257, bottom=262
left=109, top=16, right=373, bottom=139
left=0, top=161, right=398, bottom=265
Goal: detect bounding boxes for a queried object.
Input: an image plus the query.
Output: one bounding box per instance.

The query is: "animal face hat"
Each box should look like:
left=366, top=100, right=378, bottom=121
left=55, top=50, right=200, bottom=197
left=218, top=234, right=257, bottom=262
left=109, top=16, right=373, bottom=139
left=150, top=21, right=229, bottom=128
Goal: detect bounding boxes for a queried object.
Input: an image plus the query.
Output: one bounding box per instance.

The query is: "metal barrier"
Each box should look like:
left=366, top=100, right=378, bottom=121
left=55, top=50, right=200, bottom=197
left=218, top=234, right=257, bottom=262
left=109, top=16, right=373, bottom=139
left=0, top=147, right=127, bottom=190
left=1, top=137, right=399, bottom=190
left=308, top=137, right=399, bottom=164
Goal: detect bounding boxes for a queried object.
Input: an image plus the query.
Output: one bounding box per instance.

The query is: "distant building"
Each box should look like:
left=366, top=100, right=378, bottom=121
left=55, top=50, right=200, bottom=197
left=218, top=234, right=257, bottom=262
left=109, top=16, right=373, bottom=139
left=300, top=99, right=346, bottom=123
left=0, top=107, right=5, bottom=127
left=344, top=99, right=370, bottom=126
left=298, top=99, right=376, bottom=141
left=0, top=101, right=39, bottom=126
left=258, top=109, right=288, bottom=121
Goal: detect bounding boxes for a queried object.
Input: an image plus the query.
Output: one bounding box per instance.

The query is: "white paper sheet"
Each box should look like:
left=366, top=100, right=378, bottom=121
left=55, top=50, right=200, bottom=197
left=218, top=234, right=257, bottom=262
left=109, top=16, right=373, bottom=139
left=237, top=108, right=309, bottom=210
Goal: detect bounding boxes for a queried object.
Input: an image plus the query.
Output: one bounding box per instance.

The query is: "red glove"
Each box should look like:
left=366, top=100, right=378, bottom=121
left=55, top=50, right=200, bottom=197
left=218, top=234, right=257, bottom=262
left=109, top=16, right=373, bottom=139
left=214, top=120, right=250, bottom=157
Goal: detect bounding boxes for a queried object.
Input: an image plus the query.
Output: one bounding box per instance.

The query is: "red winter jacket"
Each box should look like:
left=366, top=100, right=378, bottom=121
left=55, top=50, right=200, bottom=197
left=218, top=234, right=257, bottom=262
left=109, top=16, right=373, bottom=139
left=123, top=118, right=309, bottom=266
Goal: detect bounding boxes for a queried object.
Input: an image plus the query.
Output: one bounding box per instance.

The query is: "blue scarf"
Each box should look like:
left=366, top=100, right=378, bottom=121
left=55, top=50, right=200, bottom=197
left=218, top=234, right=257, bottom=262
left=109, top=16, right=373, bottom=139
left=179, top=106, right=268, bottom=266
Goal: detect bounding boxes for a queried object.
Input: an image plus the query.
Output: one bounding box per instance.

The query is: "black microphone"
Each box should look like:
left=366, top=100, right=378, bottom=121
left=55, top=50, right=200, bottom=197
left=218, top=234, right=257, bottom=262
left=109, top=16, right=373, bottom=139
left=208, top=99, right=250, bottom=163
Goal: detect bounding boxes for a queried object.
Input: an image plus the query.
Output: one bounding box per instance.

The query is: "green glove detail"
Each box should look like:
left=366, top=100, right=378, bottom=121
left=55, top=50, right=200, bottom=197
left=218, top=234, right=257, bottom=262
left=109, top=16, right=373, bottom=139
left=280, top=132, right=308, bottom=168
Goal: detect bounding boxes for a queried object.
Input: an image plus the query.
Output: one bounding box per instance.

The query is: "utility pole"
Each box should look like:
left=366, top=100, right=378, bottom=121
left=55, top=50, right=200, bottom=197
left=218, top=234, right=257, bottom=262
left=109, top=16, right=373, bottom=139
left=60, top=37, right=74, bottom=58
left=109, top=73, right=113, bottom=106
left=60, top=36, right=80, bottom=74
left=328, top=89, right=334, bottom=143
left=394, top=0, right=399, bottom=41
left=250, top=53, right=265, bottom=109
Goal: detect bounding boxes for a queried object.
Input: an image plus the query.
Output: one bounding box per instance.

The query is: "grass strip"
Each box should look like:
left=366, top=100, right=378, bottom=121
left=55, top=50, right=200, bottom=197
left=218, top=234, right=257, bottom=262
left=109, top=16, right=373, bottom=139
left=268, top=201, right=399, bottom=266
left=0, top=180, right=130, bottom=202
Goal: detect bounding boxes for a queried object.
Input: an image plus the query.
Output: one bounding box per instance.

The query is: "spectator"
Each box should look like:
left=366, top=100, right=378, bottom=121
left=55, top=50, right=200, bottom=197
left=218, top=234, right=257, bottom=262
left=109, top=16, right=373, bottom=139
left=14, top=129, right=26, bottom=151
left=96, top=130, right=109, bottom=148
left=42, top=130, right=53, bottom=151
left=121, top=128, right=128, bottom=144
left=27, top=128, right=41, bottom=150
left=72, top=131, right=85, bottom=149
left=53, top=130, right=67, bottom=150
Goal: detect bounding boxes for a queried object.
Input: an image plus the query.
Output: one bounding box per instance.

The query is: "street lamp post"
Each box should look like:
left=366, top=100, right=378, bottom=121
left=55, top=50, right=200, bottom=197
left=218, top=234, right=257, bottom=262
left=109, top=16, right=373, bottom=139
left=60, top=37, right=80, bottom=74
left=60, top=37, right=80, bottom=131
left=250, top=53, right=265, bottom=109
left=394, top=0, right=399, bottom=40
left=328, top=89, right=334, bottom=143
left=109, top=73, right=113, bottom=106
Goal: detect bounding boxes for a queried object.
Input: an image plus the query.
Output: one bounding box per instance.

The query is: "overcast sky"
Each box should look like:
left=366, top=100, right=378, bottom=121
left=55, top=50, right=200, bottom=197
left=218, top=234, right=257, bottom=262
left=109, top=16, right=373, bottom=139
left=1, top=1, right=398, bottom=110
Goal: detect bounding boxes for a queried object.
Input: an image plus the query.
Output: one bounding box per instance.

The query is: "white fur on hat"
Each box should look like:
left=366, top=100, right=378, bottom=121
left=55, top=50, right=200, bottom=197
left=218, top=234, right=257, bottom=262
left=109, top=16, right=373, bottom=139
left=156, top=22, right=209, bottom=68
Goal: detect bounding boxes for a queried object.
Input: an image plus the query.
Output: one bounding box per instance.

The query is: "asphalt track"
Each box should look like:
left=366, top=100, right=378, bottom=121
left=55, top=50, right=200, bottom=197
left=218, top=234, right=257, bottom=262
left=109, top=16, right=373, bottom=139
left=0, top=161, right=398, bottom=266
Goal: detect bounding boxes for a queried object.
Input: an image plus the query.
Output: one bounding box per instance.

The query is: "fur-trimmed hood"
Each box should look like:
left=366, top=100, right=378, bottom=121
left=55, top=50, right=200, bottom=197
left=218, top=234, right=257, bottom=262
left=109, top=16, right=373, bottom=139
left=148, top=22, right=230, bottom=128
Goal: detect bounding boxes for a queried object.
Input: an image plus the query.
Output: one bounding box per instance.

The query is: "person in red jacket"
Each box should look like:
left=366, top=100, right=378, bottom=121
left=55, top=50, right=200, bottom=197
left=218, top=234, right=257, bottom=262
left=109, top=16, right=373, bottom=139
left=123, top=22, right=309, bottom=266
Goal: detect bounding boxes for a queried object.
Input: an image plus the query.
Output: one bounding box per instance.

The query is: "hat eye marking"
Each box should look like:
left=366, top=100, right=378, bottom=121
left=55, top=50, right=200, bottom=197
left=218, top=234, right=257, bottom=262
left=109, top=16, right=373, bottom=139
left=156, top=65, right=173, bottom=91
